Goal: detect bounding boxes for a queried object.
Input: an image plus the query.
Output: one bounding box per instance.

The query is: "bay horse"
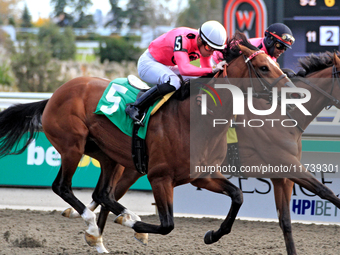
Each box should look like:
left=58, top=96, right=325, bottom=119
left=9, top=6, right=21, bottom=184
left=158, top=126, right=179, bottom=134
left=64, top=51, right=340, bottom=255
left=227, top=51, right=340, bottom=255
left=0, top=33, right=294, bottom=253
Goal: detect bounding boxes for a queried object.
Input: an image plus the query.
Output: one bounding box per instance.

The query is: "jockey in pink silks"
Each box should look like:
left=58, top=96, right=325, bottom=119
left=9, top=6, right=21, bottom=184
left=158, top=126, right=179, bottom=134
left=211, top=23, right=295, bottom=66
left=125, top=20, right=228, bottom=124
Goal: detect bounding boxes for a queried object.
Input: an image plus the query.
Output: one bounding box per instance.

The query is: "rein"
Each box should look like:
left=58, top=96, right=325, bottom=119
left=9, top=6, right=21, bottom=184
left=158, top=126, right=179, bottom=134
left=244, top=54, right=290, bottom=98
left=294, top=65, right=340, bottom=107
left=197, top=49, right=291, bottom=115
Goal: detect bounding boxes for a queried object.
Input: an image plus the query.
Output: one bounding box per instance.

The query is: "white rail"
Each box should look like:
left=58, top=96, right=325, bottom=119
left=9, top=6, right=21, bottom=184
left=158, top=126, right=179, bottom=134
left=0, top=92, right=52, bottom=110
left=309, top=107, right=340, bottom=125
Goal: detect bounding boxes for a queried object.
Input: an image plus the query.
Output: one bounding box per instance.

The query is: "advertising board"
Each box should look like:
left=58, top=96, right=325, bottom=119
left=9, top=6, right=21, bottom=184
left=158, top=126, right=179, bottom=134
left=0, top=132, right=151, bottom=190
left=175, top=140, right=340, bottom=223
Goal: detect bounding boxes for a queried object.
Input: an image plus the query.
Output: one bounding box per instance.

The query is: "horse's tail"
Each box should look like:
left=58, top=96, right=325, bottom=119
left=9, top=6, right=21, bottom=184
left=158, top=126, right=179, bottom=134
left=0, top=99, right=49, bottom=157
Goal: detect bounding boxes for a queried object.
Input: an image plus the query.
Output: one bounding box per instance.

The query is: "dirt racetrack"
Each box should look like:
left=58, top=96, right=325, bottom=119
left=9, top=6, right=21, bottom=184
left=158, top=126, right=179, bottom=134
left=1, top=209, right=339, bottom=255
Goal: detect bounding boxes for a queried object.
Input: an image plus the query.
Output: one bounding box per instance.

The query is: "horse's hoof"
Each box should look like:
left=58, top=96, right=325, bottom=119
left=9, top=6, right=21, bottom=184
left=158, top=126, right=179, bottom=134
left=134, top=232, right=148, bottom=245
left=114, top=212, right=139, bottom=228
left=61, top=208, right=73, bottom=218
left=84, top=232, right=109, bottom=253
left=114, top=214, right=125, bottom=225
left=85, top=231, right=98, bottom=246
left=204, top=230, right=215, bottom=244
left=61, top=207, right=80, bottom=218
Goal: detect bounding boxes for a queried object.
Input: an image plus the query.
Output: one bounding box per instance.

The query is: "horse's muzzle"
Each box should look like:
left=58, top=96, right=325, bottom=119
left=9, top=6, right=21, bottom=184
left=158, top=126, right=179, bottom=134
left=284, top=81, right=303, bottom=99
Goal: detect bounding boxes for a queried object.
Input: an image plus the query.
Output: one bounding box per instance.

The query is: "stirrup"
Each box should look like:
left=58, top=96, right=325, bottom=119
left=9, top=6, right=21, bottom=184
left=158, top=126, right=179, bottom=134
left=134, top=113, right=146, bottom=126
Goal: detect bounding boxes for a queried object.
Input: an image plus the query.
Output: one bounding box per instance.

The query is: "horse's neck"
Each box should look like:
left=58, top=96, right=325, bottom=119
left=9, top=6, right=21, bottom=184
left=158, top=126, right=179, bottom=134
left=174, top=56, right=248, bottom=134
left=165, top=89, right=234, bottom=138
left=293, top=69, right=333, bottom=129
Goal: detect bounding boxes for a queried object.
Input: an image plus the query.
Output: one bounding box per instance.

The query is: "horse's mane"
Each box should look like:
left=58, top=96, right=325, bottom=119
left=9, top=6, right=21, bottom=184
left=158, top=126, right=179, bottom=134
left=298, top=51, right=339, bottom=76
left=222, top=31, right=259, bottom=63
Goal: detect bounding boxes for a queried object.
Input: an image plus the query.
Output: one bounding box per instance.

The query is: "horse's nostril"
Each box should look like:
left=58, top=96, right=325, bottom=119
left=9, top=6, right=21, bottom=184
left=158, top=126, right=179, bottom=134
left=290, top=93, right=302, bottom=99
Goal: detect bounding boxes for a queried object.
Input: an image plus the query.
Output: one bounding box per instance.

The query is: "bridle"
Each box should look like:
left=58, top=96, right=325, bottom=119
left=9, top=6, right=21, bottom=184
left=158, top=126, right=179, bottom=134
left=243, top=50, right=294, bottom=98
left=198, top=49, right=294, bottom=115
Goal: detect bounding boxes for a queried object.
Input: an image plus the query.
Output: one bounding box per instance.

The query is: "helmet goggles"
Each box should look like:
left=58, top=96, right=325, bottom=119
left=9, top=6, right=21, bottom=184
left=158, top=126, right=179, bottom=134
left=201, top=39, right=216, bottom=52
left=266, top=31, right=295, bottom=49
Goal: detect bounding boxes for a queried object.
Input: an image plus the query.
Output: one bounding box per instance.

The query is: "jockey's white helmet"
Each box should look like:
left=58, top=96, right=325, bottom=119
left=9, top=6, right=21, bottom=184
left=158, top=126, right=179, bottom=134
left=198, top=20, right=227, bottom=50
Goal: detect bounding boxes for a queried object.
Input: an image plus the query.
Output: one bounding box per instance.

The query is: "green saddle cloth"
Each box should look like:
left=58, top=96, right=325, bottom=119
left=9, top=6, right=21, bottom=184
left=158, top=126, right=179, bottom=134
left=94, top=78, right=159, bottom=139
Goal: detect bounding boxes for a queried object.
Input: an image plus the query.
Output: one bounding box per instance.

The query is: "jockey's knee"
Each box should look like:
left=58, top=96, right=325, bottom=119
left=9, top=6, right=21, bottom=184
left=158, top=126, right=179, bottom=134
left=168, top=75, right=181, bottom=90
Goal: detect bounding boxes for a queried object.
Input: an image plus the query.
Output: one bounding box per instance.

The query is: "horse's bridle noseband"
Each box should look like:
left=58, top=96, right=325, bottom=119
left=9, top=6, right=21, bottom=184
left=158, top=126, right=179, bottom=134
left=242, top=51, right=295, bottom=97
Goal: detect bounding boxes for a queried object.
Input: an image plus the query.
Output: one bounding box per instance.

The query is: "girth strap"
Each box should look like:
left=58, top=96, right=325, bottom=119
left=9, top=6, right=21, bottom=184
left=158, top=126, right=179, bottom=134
left=132, top=124, right=148, bottom=174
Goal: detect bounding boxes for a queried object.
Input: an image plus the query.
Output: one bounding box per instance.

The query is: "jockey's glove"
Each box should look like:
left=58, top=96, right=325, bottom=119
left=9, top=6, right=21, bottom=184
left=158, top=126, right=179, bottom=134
left=212, top=60, right=227, bottom=73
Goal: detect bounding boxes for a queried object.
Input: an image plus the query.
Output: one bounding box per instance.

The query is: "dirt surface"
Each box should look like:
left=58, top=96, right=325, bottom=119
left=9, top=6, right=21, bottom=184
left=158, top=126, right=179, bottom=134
left=0, top=209, right=340, bottom=254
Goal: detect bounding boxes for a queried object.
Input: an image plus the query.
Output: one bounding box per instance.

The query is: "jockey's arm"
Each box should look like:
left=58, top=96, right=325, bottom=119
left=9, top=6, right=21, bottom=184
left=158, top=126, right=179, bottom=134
left=174, top=51, right=212, bottom=77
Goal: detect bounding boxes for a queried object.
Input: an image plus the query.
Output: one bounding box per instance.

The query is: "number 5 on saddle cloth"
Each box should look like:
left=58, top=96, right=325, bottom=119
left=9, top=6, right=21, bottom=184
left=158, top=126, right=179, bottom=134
left=95, top=75, right=175, bottom=175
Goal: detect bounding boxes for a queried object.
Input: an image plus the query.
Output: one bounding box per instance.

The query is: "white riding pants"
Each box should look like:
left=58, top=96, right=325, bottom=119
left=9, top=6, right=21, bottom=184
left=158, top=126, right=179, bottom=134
left=137, top=49, right=196, bottom=90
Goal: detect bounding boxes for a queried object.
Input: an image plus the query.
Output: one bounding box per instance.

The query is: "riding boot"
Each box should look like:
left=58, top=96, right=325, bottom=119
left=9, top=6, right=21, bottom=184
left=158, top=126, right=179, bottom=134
left=125, top=82, right=176, bottom=124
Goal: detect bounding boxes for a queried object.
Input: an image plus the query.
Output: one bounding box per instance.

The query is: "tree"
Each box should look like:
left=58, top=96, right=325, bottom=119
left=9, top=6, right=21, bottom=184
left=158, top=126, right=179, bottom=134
left=98, top=36, right=143, bottom=63
left=0, top=31, right=15, bottom=87
left=73, top=0, right=92, bottom=15
left=51, top=0, right=95, bottom=28
left=125, top=0, right=149, bottom=29
left=21, top=4, right=32, bottom=28
left=105, top=0, right=126, bottom=30
left=10, top=37, right=62, bottom=92
left=143, top=0, right=180, bottom=34
left=72, top=0, right=94, bottom=28
left=176, top=0, right=221, bottom=28
left=72, top=13, right=94, bottom=28
left=8, top=16, right=16, bottom=26
left=38, top=23, right=76, bottom=60
left=0, top=0, right=23, bottom=25
left=50, top=0, right=74, bottom=26
left=50, top=0, right=69, bottom=15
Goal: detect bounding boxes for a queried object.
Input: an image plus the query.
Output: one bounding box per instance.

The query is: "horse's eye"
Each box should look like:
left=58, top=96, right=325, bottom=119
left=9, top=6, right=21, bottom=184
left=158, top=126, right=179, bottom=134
left=259, top=66, right=269, bottom=72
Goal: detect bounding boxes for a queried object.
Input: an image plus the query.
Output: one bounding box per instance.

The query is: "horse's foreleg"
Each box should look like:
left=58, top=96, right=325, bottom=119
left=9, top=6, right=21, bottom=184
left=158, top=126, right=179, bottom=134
left=191, top=176, right=243, bottom=244
left=112, top=167, right=148, bottom=244
left=290, top=165, right=340, bottom=209
left=271, top=178, right=297, bottom=255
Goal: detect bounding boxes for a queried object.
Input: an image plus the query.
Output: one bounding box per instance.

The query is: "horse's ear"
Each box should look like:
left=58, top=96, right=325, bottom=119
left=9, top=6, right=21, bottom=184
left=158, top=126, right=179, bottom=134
left=333, top=51, right=340, bottom=69
left=238, top=44, right=252, bottom=58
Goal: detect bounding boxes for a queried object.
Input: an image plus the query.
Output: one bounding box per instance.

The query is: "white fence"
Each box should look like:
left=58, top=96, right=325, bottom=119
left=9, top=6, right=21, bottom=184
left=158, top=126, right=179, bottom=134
left=0, top=92, right=52, bottom=111
left=304, top=107, right=340, bottom=136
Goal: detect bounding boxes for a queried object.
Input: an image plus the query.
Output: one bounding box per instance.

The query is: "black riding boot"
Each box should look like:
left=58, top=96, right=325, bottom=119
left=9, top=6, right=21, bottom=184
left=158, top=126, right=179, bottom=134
left=125, top=82, right=176, bottom=124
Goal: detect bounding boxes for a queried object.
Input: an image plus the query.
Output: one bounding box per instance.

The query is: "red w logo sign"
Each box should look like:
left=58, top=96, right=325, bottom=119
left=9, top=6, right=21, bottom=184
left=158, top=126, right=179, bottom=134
left=236, top=10, right=255, bottom=30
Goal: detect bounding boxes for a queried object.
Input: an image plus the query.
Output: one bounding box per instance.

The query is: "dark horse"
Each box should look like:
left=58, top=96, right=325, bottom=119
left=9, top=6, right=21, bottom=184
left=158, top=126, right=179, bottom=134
left=62, top=52, right=340, bottom=255
left=0, top=33, right=294, bottom=253
left=227, top=51, right=340, bottom=255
